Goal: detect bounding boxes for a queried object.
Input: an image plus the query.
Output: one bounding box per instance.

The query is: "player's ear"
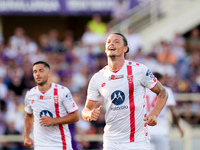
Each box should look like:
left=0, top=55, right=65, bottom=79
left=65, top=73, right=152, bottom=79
left=124, top=46, right=129, bottom=53
left=48, top=70, right=52, bottom=77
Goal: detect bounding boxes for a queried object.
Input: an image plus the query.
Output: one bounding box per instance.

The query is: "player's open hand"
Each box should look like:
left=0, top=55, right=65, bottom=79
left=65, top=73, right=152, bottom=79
left=39, top=115, right=54, bottom=126
left=24, top=137, right=33, bottom=148
left=88, top=105, right=102, bottom=121
left=143, top=114, right=157, bottom=126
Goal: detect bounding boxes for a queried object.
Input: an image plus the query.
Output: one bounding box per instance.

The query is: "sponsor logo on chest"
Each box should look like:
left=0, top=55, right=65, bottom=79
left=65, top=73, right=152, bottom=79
left=109, top=75, right=124, bottom=80
left=39, top=95, right=52, bottom=100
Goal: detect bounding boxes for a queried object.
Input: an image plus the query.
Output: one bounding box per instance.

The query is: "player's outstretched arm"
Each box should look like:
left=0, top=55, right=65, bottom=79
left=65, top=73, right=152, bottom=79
left=82, top=99, right=102, bottom=121
left=39, top=110, right=79, bottom=126
left=144, top=81, right=168, bottom=126
left=24, top=113, right=34, bottom=148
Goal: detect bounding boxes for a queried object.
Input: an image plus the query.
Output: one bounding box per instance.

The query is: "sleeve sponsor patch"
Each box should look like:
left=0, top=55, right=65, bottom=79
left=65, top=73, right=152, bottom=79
left=66, top=93, right=73, bottom=102
left=146, top=69, right=154, bottom=79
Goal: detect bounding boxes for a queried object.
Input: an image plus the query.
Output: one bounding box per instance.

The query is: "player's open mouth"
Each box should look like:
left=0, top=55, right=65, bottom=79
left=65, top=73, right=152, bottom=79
left=109, top=48, right=116, bottom=51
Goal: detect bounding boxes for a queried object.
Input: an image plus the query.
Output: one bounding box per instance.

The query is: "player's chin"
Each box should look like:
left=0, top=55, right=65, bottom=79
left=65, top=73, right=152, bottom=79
left=37, top=81, right=44, bottom=86
left=107, top=53, right=116, bottom=57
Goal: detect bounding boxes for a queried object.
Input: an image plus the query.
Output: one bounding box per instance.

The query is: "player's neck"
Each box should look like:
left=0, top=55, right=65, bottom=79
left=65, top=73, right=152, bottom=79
left=38, top=82, right=51, bottom=92
left=108, top=57, right=125, bottom=72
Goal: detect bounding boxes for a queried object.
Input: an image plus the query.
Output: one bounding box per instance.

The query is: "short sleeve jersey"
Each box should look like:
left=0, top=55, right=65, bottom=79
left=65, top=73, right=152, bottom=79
left=146, top=86, right=176, bottom=135
left=25, top=83, right=78, bottom=150
left=87, top=60, right=157, bottom=142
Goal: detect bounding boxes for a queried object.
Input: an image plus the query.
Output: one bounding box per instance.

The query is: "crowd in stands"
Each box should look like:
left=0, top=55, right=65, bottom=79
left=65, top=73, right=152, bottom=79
left=0, top=13, right=200, bottom=149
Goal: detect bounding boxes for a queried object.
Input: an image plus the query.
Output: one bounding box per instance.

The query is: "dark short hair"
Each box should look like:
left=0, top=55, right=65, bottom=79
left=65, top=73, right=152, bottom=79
left=153, top=72, right=163, bottom=80
left=33, top=61, right=50, bottom=70
left=113, top=33, right=129, bottom=54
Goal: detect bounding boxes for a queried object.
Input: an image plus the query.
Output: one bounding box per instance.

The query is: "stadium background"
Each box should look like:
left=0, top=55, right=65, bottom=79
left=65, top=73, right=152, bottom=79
left=0, top=0, right=200, bottom=150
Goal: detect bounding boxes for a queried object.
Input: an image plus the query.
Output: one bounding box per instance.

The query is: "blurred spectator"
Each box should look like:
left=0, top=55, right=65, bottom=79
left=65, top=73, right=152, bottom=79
left=29, top=47, right=46, bottom=64
left=156, top=41, right=177, bottom=65
left=0, top=100, right=7, bottom=135
left=82, top=26, right=103, bottom=56
left=4, top=42, right=18, bottom=59
left=38, top=34, right=52, bottom=52
left=125, top=26, right=142, bottom=59
left=5, top=90, right=25, bottom=133
left=0, top=59, right=7, bottom=80
left=60, top=33, right=74, bottom=53
left=71, top=66, right=88, bottom=93
left=187, top=28, right=200, bottom=53
left=72, top=40, right=90, bottom=66
left=8, top=75, right=27, bottom=98
left=0, top=75, right=8, bottom=100
left=21, top=61, right=36, bottom=89
left=48, top=29, right=60, bottom=52
left=0, top=32, right=4, bottom=44
left=87, top=14, right=106, bottom=35
left=20, top=35, right=38, bottom=55
left=111, top=0, right=129, bottom=23
left=9, top=27, right=25, bottom=52
left=171, top=32, right=186, bottom=62
left=0, top=43, right=7, bottom=62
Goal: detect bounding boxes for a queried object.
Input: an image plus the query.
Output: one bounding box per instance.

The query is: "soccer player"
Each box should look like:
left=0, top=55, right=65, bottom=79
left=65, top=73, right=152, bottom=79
left=146, top=72, right=184, bottom=150
left=24, top=61, right=79, bottom=150
left=82, top=33, right=168, bottom=150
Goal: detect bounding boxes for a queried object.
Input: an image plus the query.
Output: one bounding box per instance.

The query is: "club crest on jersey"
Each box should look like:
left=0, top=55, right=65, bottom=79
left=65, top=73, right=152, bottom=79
left=111, top=90, right=125, bottom=105
left=127, top=75, right=133, bottom=83
left=53, top=95, right=59, bottom=104
left=109, top=75, right=124, bottom=80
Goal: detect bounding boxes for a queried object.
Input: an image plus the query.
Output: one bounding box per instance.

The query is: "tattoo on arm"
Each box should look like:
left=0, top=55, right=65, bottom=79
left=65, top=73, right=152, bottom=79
left=151, top=81, right=168, bottom=100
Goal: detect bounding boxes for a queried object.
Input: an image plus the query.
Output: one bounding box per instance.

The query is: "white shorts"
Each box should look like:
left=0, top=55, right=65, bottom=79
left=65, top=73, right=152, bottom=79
left=34, top=145, right=73, bottom=150
left=150, top=135, right=169, bottom=150
left=103, top=140, right=151, bottom=150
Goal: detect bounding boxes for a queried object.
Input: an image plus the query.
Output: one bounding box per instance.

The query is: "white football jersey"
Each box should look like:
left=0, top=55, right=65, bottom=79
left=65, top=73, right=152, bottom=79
left=25, top=83, right=78, bottom=150
left=87, top=60, right=157, bottom=142
left=146, top=86, right=176, bottom=135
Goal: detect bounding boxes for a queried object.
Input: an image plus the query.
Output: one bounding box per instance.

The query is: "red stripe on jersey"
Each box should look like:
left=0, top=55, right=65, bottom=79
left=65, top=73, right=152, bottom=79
left=127, top=65, right=135, bottom=142
left=54, top=88, right=67, bottom=150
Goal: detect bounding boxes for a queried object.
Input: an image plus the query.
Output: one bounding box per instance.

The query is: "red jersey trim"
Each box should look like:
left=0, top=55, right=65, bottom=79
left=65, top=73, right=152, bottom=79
left=150, top=81, right=158, bottom=90
left=54, top=88, right=67, bottom=150
left=88, top=99, right=99, bottom=102
left=127, top=65, right=135, bottom=142
left=68, top=109, right=78, bottom=114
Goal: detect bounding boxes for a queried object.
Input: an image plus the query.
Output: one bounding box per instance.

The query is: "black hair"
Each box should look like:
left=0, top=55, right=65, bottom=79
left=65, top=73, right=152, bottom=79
left=33, top=61, right=50, bottom=70
left=153, top=72, right=163, bottom=80
left=113, top=33, right=129, bottom=54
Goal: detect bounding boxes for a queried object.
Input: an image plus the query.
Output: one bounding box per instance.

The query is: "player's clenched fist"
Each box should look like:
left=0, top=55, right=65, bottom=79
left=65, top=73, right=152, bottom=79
left=143, top=114, right=157, bottom=126
left=88, top=105, right=102, bottom=121
left=24, top=137, right=33, bottom=148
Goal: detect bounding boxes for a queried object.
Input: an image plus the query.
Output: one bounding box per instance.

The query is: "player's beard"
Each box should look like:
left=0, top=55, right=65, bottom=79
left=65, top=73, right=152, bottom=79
left=37, top=78, right=48, bottom=86
left=109, top=55, right=117, bottom=61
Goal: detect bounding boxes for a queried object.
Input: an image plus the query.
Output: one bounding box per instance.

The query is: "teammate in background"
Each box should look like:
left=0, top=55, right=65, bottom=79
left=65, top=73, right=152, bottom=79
left=82, top=33, right=168, bottom=150
left=146, top=72, right=184, bottom=150
left=24, top=61, right=79, bottom=150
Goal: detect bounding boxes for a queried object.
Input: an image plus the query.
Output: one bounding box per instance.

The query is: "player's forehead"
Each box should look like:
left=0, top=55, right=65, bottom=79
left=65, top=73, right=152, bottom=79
left=107, top=34, right=123, bottom=42
left=33, top=64, right=46, bottom=71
